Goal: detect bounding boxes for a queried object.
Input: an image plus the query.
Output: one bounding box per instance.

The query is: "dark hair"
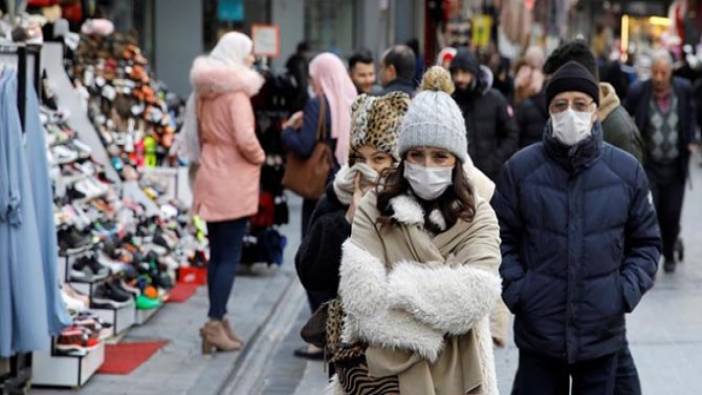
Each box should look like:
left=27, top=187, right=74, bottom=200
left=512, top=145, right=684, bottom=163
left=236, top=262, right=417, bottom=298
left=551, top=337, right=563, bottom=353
left=376, top=161, right=476, bottom=230
left=543, top=39, right=599, bottom=80
left=349, top=49, right=374, bottom=71
left=405, top=38, right=420, bottom=55
left=382, top=45, right=416, bottom=81
left=296, top=41, right=310, bottom=53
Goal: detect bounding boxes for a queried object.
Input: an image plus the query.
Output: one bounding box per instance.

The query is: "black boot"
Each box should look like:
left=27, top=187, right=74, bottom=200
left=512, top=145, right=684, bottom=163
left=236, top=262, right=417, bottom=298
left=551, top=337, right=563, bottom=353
left=664, top=259, right=676, bottom=273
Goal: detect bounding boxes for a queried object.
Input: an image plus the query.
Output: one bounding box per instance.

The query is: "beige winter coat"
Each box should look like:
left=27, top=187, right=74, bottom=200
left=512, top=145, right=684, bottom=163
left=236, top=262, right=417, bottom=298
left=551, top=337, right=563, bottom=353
left=465, top=161, right=511, bottom=348
left=337, top=185, right=502, bottom=394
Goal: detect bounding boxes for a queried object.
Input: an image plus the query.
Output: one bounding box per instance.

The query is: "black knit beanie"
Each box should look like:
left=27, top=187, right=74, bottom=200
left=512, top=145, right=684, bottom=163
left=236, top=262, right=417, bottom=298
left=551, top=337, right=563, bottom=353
left=449, top=48, right=480, bottom=76
left=546, top=61, right=600, bottom=107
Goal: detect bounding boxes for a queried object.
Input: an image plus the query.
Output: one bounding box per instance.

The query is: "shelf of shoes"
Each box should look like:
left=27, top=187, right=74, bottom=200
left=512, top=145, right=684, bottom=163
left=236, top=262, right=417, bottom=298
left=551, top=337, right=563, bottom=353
left=65, top=32, right=183, bottom=182
left=43, top=101, right=206, bottom=337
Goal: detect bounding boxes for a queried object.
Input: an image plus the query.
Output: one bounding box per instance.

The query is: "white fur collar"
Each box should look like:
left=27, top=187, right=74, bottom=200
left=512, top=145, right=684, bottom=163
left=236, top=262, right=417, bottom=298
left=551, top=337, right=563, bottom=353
left=389, top=194, right=447, bottom=231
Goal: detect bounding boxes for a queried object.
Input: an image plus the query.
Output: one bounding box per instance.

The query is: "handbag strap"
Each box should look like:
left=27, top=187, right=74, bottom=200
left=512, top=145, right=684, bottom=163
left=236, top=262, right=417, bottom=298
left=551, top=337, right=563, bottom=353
left=315, top=97, right=328, bottom=143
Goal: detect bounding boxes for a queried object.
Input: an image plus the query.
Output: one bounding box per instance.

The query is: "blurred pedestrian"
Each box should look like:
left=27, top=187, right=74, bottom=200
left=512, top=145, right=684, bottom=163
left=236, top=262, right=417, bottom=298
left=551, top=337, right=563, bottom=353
left=285, top=41, right=311, bottom=112
left=406, top=38, right=425, bottom=86
left=281, top=52, right=357, bottom=359
left=625, top=49, right=698, bottom=273
left=294, top=91, right=410, bottom=361
left=379, top=44, right=417, bottom=96
left=493, top=61, right=661, bottom=395
left=513, top=46, right=545, bottom=106
left=450, top=48, right=519, bottom=181
left=514, top=46, right=547, bottom=148
left=189, top=31, right=265, bottom=353
left=334, top=66, right=501, bottom=395
left=348, top=49, right=379, bottom=95
left=539, top=40, right=644, bottom=161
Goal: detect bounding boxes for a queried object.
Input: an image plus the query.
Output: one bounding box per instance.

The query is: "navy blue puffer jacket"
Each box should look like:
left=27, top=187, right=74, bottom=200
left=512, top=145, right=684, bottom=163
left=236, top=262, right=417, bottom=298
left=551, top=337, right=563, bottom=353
left=492, top=122, right=661, bottom=363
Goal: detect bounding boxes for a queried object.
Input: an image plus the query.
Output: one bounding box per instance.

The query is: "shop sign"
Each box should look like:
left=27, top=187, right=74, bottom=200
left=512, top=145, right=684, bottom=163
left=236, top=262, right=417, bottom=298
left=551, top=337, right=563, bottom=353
left=252, top=24, right=281, bottom=58
left=218, top=0, right=244, bottom=22
left=472, top=14, right=493, bottom=50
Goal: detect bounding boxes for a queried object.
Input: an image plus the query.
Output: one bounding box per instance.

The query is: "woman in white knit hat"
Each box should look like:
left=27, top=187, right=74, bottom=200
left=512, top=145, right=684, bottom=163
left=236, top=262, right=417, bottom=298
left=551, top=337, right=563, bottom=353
left=334, top=67, right=501, bottom=395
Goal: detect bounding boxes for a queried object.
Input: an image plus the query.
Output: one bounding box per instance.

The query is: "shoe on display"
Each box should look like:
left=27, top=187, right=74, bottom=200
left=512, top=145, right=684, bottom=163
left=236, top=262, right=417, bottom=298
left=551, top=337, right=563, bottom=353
left=52, top=145, right=79, bottom=164
left=70, top=255, right=110, bottom=282
left=58, top=226, right=94, bottom=254
left=91, top=283, right=132, bottom=309
left=61, top=287, right=89, bottom=314
left=55, top=327, right=100, bottom=355
left=135, top=294, right=162, bottom=310
left=143, top=285, right=159, bottom=300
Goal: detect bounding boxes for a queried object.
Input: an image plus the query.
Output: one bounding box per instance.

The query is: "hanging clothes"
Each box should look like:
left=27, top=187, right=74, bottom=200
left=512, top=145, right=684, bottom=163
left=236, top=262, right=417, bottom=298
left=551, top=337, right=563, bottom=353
left=25, top=78, right=72, bottom=335
left=0, top=68, right=68, bottom=357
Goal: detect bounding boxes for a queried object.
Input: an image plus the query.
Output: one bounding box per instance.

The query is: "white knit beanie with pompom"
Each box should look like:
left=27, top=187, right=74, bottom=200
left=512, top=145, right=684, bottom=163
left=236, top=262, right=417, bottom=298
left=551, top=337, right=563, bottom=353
left=397, top=66, right=468, bottom=163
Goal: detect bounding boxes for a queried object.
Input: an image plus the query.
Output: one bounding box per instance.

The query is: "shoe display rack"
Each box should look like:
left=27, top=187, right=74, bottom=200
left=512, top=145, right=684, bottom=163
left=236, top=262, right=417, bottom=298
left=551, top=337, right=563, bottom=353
left=63, top=250, right=137, bottom=337
left=32, top=342, right=105, bottom=388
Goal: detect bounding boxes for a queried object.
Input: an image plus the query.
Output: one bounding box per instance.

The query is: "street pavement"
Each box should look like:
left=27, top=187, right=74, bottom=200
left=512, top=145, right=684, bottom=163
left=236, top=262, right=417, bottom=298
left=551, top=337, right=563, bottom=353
left=32, top=157, right=702, bottom=395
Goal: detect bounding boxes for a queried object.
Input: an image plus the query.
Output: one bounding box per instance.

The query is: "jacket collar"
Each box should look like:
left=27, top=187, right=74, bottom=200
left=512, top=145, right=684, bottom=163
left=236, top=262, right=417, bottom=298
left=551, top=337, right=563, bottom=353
left=388, top=194, right=447, bottom=231
left=598, top=82, right=620, bottom=121
left=543, top=120, right=603, bottom=174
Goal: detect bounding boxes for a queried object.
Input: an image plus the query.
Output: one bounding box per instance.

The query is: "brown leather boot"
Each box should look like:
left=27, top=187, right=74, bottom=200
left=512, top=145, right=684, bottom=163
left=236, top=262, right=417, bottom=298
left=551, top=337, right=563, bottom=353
left=222, top=318, right=244, bottom=344
left=200, top=320, right=242, bottom=354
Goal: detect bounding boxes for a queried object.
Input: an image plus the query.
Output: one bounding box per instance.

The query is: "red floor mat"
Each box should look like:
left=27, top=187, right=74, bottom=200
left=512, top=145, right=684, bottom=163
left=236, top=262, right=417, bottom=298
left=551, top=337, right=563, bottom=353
left=97, top=341, right=168, bottom=375
left=167, top=283, right=200, bottom=303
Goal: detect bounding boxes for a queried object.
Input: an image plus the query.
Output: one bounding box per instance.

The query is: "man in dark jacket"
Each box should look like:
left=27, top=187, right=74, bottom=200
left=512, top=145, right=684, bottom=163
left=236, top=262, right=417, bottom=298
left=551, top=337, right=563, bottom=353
left=492, top=61, right=661, bottom=394
left=537, top=40, right=644, bottom=161
left=379, top=45, right=416, bottom=97
left=450, top=48, right=519, bottom=180
left=625, top=49, right=697, bottom=273
left=515, top=88, right=548, bottom=148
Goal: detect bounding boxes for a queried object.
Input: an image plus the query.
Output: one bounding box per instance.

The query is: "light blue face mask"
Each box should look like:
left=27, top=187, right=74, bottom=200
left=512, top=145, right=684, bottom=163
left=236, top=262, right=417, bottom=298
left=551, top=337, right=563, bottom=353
left=403, top=162, right=453, bottom=201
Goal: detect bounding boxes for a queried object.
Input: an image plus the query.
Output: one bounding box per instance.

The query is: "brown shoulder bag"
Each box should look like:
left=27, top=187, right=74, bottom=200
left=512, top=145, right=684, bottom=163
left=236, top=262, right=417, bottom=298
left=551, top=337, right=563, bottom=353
left=281, top=99, right=332, bottom=199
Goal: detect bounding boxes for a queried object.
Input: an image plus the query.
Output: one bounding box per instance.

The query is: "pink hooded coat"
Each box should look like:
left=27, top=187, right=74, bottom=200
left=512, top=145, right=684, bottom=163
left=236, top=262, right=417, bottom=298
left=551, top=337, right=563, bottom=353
left=190, top=56, right=265, bottom=222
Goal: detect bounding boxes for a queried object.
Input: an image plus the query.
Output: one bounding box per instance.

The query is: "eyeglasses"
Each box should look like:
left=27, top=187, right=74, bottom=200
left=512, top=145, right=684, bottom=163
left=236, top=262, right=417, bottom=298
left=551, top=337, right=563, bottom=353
left=549, top=99, right=594, bottom=113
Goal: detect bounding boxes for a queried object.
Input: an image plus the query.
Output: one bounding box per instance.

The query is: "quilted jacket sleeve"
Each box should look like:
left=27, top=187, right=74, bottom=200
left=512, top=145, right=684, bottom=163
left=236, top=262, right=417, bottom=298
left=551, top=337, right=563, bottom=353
left=491, top=160, right=527, bottom=313
left=620, top=165, right=661, bottom=313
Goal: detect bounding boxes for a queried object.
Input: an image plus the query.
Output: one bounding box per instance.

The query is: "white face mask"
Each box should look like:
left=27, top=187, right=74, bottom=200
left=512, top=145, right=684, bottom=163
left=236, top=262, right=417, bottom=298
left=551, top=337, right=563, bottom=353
left=403, top=162, right=453, bottom=201
left=550, top=109, right=594, bottom=146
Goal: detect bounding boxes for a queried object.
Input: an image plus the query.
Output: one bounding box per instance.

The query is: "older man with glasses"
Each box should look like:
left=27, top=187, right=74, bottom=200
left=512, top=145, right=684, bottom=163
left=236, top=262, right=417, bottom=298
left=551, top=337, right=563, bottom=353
left=625, top=49, right=698, bottom=273
left=493, top=61, right=661, bottom=394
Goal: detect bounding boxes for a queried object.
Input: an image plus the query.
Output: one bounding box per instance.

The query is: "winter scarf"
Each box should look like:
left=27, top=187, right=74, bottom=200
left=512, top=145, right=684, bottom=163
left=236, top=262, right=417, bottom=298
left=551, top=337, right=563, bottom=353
left=332, top=163, right=380, bottom=205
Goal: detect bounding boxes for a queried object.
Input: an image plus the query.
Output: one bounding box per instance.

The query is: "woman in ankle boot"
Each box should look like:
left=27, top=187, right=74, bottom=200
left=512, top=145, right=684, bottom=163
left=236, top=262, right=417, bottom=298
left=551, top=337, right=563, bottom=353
left=188, top=32, right=265, bottom=353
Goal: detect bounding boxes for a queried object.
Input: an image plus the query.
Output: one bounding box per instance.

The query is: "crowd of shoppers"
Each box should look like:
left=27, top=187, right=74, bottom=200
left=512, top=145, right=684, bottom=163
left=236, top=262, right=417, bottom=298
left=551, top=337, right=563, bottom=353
left=185, top=27, right=702, bottom=393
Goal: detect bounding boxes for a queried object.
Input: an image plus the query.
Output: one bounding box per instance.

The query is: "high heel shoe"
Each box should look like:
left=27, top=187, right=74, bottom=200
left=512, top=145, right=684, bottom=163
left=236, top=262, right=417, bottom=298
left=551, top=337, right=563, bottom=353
left=222, top=318, right=244, bottom=345
left=200, top=320, right=242, bottom=354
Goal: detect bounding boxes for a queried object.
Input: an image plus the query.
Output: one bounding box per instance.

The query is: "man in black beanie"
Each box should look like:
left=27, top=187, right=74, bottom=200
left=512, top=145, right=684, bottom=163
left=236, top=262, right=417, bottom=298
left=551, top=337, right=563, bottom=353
left=449, top=48, right=519, bottom=181
left=542, top=40, right=644, bottom=161
left=492, top=61, right=661, bottom=394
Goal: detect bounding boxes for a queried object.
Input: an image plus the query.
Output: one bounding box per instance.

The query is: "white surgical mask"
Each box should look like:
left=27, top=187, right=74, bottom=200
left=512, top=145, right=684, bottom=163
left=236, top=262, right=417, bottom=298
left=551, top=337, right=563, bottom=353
left=550, top=109, right=593, bottom=146
left=403, top=162, right=453, bottom=201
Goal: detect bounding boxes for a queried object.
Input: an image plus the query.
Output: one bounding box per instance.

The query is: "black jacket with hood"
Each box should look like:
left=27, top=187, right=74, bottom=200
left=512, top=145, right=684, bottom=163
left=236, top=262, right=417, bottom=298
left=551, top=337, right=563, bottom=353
left=450, top=49, right=520, bottom=181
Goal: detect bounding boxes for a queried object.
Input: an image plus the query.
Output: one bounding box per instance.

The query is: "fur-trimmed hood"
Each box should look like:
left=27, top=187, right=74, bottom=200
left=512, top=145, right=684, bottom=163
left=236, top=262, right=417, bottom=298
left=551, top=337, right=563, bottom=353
left=190, top=57, right=264, bottom=98
left=598, top=82, right=620, bottom=121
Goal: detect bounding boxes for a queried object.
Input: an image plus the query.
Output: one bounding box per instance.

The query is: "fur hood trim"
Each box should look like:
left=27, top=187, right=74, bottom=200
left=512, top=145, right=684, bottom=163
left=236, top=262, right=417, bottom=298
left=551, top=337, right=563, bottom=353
left=389, top=194, right=447, bottom=231
left=190, top=56, right=264, bottom=98
left=598, top=82, right=620, bottom=121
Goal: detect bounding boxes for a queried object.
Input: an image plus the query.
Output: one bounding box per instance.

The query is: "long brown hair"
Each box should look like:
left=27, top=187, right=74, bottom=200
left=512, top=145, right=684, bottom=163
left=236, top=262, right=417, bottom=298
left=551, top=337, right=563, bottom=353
left=376, top=160, right=476, bottom=230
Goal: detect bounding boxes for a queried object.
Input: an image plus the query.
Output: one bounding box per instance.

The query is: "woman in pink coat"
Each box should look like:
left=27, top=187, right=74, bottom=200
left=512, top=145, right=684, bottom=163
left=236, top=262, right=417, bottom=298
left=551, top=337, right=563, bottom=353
left=190, top=32, right=265, bottom=353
